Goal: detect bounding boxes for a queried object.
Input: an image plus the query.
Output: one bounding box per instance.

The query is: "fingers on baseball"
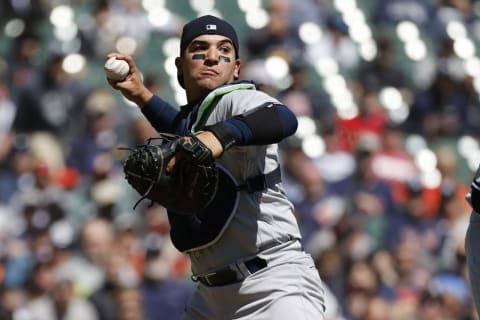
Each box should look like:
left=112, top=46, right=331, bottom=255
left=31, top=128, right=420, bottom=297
left=106, top=53, right=136, bottom=72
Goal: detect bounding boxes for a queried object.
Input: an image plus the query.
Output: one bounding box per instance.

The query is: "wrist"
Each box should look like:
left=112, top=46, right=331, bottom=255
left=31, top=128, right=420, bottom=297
left=203, top=122, right=236, bottom=153
left=195, top=131, right=223, bottom=158
left=134, top=90, right=154, bottom=108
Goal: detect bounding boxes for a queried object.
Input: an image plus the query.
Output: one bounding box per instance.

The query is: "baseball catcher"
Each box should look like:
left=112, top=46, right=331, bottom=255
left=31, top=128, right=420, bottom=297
left=107, top=14, right=326, bottom=320
left=122, top=133, right=219, bottom=214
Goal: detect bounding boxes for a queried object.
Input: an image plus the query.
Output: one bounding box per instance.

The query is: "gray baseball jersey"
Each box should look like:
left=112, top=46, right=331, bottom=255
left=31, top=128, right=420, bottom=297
left=187, top=84, right=303, bottom=271
left=155, top=82, right=327, bottom=319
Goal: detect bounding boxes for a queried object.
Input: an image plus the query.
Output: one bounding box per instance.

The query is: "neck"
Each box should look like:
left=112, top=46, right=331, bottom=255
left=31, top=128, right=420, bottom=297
left=187, top=91, right=208, bottom=103
left=186, top=78, right=241, bottom=103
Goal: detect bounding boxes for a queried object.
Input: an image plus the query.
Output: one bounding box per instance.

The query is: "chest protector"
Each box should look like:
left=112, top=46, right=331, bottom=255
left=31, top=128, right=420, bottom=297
left=168, top=82, right=256, bottom=252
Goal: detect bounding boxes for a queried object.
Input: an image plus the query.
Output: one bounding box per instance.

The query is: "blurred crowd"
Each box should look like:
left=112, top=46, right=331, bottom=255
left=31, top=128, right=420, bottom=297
left=0, top=0, right=480, bottom=319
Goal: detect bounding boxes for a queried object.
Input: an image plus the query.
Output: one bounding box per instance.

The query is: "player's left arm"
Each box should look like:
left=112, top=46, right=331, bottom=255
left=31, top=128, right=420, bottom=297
left=141, top=95, right=180, bottom=133
left=202, top=102, right=298, bottom=153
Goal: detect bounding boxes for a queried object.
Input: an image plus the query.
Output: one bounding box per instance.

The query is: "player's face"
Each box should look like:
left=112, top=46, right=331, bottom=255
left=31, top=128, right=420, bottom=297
left=176, top=34, right=240, bottom=101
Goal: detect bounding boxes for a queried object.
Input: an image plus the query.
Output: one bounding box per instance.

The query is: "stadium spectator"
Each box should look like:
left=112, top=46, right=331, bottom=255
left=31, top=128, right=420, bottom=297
left=0, top=1, right=478, bottom=318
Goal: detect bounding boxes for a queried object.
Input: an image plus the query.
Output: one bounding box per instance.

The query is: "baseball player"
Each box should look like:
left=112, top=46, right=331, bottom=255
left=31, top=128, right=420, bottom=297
left=108, top=15, right=326, bottom=319
left=466, top=164, right=480, bottom=318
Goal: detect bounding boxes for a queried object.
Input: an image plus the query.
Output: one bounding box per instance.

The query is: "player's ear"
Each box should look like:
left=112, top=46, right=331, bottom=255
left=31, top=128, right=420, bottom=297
left=233, top=58, right=241, bottom=79
left=175, top=57, right=183, bottom=76
left=175, top=57, right=185, bottom=88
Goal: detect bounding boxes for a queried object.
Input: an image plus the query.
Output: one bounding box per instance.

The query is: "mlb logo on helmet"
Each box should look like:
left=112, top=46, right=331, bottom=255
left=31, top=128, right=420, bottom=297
left=206, top=24, right=217, bottom=30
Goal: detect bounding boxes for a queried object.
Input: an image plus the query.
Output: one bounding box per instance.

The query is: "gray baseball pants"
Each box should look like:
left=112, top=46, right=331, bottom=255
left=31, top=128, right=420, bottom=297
left=182, top=253, right=326, bottom=320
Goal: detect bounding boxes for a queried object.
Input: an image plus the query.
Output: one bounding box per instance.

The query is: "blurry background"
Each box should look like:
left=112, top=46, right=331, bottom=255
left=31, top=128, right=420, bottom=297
left=0, top=0, right=479, bottom=319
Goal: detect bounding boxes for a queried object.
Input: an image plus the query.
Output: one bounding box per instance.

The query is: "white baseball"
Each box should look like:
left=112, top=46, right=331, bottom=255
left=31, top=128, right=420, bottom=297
left=104, top=57, right=130, bottom=81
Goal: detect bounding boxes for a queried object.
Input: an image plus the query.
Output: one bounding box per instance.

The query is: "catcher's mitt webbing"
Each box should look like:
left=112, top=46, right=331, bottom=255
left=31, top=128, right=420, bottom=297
left=122, top=133, right=179, bottom=209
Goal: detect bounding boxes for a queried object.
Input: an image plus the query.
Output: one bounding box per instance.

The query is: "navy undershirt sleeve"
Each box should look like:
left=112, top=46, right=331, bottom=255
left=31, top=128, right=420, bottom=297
left=222, top=104, right=297, bottom=145
left=141, top=95, right=179, bottom=133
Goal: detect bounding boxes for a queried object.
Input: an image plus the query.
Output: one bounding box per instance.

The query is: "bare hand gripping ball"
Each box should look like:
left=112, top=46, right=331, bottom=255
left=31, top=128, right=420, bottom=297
left=104, top=57, right=130, bottom=81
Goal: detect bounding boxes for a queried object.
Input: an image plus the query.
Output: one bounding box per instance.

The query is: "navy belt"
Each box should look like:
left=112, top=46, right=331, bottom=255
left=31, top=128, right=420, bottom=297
left=192, top=257, right=267, bottom=287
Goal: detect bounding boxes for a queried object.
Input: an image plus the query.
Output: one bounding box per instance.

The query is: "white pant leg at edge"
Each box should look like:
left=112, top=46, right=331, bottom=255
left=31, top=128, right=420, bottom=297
left=466, top=210, right=480, bottom=319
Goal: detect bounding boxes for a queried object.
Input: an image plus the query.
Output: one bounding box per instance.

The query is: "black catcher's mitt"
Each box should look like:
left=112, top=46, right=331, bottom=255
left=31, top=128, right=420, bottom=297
left=122, top=133, right=219, bottom=215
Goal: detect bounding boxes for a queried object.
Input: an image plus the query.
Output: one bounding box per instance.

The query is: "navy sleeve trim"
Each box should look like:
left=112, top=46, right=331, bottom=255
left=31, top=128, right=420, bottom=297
left=222, top=103, right=298, bottom=145
left=141, top=95, right=179, bottom=132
